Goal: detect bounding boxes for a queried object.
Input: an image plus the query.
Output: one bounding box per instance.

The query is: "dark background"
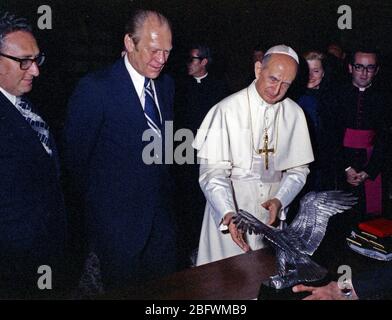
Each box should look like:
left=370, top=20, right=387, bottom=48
left=1, top=0, right=391, bottom=289
left=1, top=0, right=391, bottom=133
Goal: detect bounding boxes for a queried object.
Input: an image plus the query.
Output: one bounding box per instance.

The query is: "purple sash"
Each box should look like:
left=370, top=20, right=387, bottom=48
left=343, top=128, right=382, bottom=214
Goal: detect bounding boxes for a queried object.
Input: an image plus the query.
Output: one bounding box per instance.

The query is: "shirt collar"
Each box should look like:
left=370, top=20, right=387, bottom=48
left=124, top=55, right=146, bottom=100
left=194, top=72, right=208, bottom=83
left=354, top=82, right=372, bottom=92
left=0, top=86, right=17, bottom=106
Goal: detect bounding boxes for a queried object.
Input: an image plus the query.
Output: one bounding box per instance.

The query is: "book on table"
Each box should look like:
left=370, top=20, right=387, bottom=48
left=358, top=218, right=392, bottom=237
left=346, top=218, right=392, bottom=261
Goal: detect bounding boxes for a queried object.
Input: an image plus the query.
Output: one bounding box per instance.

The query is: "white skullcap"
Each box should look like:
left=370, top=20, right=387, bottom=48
left=264, top=44, right=299, bottom=64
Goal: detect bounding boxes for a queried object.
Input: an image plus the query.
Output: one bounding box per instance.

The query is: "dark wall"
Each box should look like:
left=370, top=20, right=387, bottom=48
left=1, top=0, right=391, bottom=132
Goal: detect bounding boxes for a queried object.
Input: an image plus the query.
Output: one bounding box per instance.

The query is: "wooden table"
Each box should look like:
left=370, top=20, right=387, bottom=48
left=107, top=244, right=390, bottom=300
left=115, top=248, right=276, bottom=300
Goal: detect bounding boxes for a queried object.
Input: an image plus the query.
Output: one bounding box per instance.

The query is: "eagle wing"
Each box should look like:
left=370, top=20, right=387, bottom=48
left=233, top=205, right=333, bottom=289
left=287, top=191, right=357, bottom=255
left=233, top=209, right=300, bottom=255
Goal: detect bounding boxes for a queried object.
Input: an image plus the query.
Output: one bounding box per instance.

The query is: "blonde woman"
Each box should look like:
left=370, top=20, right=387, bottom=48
left=297, top=51, right=340, bottom=192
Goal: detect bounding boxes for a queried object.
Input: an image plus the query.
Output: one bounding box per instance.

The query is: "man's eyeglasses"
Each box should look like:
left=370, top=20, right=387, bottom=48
left=0, top=52, right=45, bottom=70
left=351, top=63, right=378, bottom=73
left=188, top=56, right=203, bottom=63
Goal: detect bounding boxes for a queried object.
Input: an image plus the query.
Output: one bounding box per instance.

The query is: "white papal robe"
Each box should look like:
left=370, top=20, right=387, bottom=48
left=193, top=81, right=314, bottom=266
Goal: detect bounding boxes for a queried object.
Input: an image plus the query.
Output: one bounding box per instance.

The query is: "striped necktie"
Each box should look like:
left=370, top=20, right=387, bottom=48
left=144, top=78, right=161, bottom=136
left=15, top=97, right=52, bottom=156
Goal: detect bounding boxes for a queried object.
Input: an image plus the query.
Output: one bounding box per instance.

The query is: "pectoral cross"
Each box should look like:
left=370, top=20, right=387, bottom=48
left=258, top=130, right=274, bottom=170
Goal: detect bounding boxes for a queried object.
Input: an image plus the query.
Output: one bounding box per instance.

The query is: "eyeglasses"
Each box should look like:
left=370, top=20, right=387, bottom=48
left=0, top=52, right=45, bottom=70
left=351, top=63, right=377, bottom=73
left=187, top=56, right=203, bottom=63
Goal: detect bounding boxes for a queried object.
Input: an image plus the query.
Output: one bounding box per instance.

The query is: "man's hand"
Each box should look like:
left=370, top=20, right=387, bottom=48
left=261, top=198, right=282, bottom=225
left=357, top=171, right=369, bottom=182
left=346, top=167, right=361, bottom=186
left=222, top=212, right=250, bottom=252
left=346, top=167, right=369, bottom=186
left=292, top=282, right=358, bottom=300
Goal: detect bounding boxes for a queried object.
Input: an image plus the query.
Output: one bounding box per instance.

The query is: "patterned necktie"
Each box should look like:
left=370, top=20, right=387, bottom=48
left=144, top=78, right=161, bottom=136
left=15, top=97, right=52, bottom=156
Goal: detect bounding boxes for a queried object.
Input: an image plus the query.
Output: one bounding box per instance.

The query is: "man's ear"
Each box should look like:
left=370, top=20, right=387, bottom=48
left=124, top=34, right=135, bottom=53
left=348, top=63, right=353, bottom=74
left=201, top=58, right=208, bottom=67
left=374, top=66, right=380, bottom=76
left=254, top=61, right=263, bottom=79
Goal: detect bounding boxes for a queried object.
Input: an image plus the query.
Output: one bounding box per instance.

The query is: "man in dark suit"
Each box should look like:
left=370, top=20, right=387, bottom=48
left=176, top=44, right=229, bottom=134
left=64, top=9, right=176, bottom=295
left=174, top=44, right=229, bottom=267
left=338, top=48, right=388, bottom=219
left=0, top=12, right=67, bottom=298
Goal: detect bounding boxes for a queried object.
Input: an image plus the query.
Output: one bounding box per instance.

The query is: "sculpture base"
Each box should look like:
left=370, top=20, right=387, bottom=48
left=258, top=276, right=331, bottom=300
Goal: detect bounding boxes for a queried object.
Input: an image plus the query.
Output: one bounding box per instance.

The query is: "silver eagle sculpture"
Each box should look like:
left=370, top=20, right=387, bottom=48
left=233, top=191, right=357, bottom=289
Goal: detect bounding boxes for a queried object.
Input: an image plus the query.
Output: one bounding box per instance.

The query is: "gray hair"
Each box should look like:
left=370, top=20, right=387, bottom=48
left=260, top=54, right=273, bottom=69
left=125, top=9, right=171, bottom=46
left=0, top=11, right=32, bottom=51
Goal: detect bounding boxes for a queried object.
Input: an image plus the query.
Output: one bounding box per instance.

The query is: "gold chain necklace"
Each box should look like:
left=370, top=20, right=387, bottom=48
left=246, top=87, right=280, bottom=170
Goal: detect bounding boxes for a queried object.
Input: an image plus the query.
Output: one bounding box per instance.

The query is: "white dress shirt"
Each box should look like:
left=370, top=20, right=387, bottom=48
left=124, top=55, right=162, bottom=123
left=0, top=86, right=17, bottom=106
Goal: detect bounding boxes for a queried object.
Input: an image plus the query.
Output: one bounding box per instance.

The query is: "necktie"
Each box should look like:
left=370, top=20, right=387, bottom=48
left=15, top=97, right=52, bottom=156
left=144, top=78, right=161, bottom=136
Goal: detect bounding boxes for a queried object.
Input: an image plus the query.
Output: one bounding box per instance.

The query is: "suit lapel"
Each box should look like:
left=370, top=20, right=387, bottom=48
left=0, top=92, right=52, bottom=158
left=109, top=59, right=147, bottom=130
left=0, top=92, right=35, bottom=142
left=106, top=60, right=173, bottom=137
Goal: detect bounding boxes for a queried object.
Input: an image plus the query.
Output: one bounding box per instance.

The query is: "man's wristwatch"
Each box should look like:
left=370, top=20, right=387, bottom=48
left=340, top=280, right=353, bottom=299
left=341, top=287, right=353, bottom=299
